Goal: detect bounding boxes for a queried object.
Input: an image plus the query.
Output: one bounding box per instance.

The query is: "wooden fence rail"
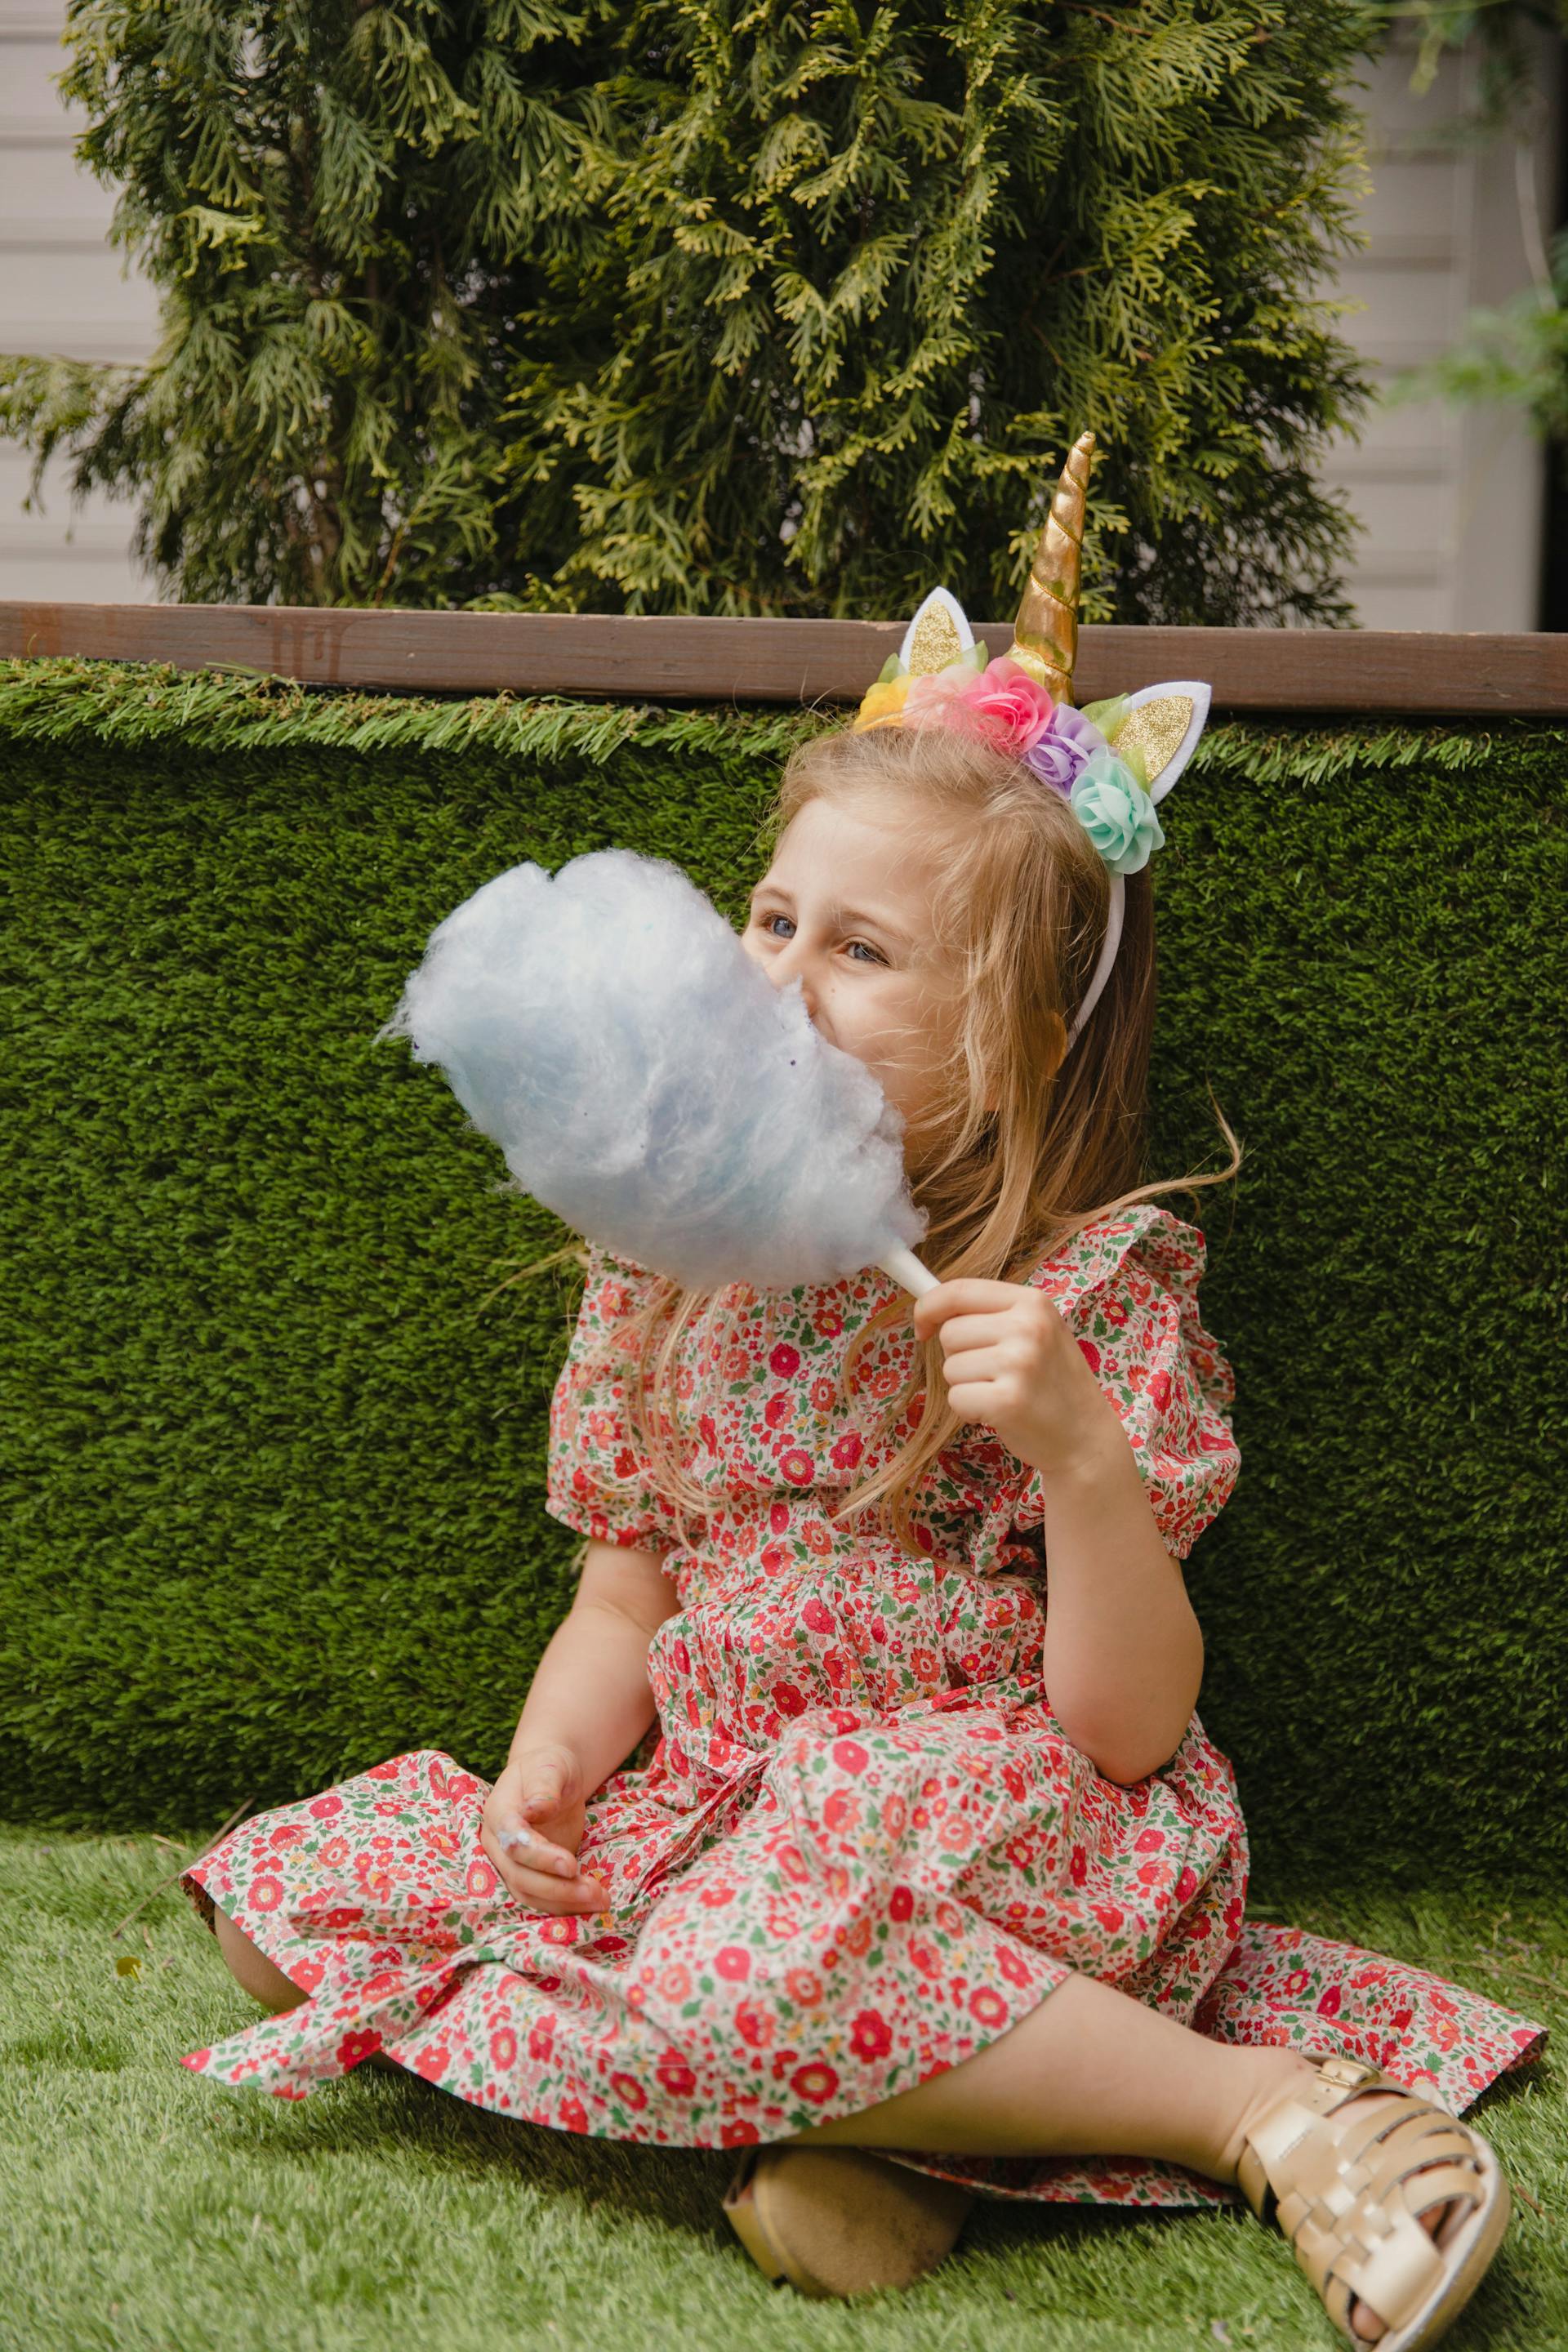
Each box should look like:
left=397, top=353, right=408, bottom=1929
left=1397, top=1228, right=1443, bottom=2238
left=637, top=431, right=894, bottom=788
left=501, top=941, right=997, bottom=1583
left=2, top=601, right=1567, bottom=714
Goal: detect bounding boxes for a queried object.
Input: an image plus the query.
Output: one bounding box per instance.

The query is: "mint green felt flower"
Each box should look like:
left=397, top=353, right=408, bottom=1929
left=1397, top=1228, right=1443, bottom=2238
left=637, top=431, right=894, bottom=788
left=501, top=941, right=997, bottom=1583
left=1068, top=749, right=1166, bottom=875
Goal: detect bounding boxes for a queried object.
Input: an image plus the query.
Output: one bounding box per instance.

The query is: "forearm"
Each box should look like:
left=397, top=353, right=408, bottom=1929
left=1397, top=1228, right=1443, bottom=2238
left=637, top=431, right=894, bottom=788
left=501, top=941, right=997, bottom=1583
left=509, top=1600, right=661, bottom=1797
left=1034, top=1415, right=1204, bottom=1784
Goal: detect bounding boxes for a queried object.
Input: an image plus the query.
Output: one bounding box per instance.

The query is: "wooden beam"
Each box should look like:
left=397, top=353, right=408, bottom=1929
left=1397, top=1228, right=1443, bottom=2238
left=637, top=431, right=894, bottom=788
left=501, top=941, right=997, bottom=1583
left=2, top=601, right=1566, bottom=713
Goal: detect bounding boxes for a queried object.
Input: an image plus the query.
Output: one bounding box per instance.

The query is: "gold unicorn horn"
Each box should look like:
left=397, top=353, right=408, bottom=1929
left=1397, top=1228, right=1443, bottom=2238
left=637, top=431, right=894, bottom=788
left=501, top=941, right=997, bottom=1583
left=1009, top=430, right=1096, bottom=705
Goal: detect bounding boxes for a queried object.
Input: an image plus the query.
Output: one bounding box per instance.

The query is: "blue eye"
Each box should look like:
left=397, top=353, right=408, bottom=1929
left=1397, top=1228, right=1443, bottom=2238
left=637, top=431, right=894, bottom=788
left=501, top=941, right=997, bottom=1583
left=755, top=911, right=885, bottom=965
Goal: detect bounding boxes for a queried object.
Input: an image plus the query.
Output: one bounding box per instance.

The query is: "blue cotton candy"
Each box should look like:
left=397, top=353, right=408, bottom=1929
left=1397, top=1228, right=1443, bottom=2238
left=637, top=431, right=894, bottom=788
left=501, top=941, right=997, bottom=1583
left=374, top=848, right=929, bottom=1292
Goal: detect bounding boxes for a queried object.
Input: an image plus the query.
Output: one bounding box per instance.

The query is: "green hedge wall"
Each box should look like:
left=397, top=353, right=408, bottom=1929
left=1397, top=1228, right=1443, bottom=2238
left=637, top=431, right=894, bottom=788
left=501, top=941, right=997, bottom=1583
left=2, top=658, right=1563, bottom=1883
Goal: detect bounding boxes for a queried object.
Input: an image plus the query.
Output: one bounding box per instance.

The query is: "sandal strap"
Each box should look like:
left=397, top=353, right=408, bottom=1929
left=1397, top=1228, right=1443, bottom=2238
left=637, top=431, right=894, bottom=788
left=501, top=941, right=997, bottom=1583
left=1309, top=2203, right=1450, bottom=2340
left=1236, top=2056, right=1393, bottom=2221
left=1238, top=2060, right=1490, bottom=2341
left=1284, top=2129, right=1485, bottom=2335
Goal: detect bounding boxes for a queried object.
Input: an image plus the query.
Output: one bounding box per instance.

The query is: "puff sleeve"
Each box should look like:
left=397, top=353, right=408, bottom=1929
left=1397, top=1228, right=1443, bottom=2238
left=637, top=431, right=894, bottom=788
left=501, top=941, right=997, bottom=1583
left=544, top=1244, right=700, bottom=1552
left=964, top=1203, right=1241, bottom=1571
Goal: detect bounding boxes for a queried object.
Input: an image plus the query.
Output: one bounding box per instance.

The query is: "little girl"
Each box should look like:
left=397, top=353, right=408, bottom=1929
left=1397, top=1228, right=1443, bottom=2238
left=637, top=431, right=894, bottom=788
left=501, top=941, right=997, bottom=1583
left=180, top=442, right=1542, bottom=2351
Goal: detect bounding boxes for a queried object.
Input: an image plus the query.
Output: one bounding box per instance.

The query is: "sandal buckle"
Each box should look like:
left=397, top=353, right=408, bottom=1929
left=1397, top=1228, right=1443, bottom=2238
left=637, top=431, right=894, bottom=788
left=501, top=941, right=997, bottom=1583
left=1314, top=2054, right=1379, bottom=2093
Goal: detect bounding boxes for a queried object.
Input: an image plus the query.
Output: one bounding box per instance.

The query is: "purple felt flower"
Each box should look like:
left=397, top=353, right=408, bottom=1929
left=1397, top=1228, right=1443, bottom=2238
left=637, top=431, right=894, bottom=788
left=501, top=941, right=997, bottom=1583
left=1021, top=705, right=1107, bottom=796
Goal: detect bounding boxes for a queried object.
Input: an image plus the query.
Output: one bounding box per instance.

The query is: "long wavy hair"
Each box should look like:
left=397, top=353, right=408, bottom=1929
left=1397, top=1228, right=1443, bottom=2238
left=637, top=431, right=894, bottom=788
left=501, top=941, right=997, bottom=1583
left=505, top=720, right=1241, bottom=1552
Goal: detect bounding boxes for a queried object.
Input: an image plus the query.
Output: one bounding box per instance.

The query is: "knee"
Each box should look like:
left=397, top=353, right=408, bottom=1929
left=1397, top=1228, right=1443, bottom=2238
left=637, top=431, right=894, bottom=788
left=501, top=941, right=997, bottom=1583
left=208, top=1907, right=401, bottom=2074
left=212, top=1903, right=304, bottom=2016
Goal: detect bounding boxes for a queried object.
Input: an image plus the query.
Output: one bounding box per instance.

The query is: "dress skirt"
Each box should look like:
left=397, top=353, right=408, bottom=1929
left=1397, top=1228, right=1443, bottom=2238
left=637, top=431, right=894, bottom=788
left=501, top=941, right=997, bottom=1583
left=178, top=1562, right=1544, bottom=2209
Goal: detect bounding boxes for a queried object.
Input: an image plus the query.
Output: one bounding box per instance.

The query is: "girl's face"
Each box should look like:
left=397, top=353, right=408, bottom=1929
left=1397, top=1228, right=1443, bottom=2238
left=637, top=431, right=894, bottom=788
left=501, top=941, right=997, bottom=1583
left=739, top=791, right=964, bottom=1177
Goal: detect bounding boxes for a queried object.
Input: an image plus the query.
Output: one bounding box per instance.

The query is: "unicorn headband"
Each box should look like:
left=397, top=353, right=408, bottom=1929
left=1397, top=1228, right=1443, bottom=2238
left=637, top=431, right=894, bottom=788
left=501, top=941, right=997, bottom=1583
left=852, top=432, right=1210, bottom=1050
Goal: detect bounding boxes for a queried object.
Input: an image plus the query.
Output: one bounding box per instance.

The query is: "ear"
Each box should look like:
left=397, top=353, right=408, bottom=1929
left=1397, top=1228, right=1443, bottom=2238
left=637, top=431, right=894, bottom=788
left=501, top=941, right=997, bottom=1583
left=1111, top=682, right=1211, bottom=803
left=898, top=587, right=978, bottom=677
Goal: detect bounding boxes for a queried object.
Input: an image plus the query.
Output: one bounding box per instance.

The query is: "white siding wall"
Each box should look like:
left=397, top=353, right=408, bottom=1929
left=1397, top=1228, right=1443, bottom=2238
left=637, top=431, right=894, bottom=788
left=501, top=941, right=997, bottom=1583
left=0, top=5, right=1559, bottom=621
left=1316, top=35, right=1560, bottom=630
left=0, top=0, right=161, bottom=601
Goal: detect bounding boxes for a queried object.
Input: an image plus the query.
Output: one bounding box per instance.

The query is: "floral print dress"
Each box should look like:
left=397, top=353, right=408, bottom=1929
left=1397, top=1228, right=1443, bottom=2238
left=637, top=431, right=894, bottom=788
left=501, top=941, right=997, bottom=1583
left=179, top=1204, right=1544, bottom=2207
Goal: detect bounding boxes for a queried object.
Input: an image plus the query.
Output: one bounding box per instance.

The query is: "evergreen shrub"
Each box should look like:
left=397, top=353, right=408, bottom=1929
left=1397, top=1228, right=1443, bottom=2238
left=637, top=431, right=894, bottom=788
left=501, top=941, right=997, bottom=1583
left=2, top=658, right=1562, bottom=1883
left=0, top=0, right=1378, bottom=621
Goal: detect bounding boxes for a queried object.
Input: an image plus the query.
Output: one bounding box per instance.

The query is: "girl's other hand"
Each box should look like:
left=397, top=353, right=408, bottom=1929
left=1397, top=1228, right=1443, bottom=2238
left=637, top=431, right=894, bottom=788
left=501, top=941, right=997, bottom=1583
left=481, top=1744, right=613, bottom=1915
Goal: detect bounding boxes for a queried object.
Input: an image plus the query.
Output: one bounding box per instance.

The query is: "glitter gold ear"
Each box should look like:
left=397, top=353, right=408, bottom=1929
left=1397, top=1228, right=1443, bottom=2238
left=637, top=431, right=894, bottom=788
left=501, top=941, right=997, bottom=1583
left=1111, top=683, right=1212, bottom=801
left=899, top=587, right=976, bottom=677
left=1116, top=697, right=1192, bottom=784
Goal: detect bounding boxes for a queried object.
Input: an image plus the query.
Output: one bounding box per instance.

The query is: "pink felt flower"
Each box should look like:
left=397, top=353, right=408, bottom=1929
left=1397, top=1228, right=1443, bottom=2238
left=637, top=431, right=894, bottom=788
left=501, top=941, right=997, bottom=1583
left=903, top=656, right=1054, bottom=756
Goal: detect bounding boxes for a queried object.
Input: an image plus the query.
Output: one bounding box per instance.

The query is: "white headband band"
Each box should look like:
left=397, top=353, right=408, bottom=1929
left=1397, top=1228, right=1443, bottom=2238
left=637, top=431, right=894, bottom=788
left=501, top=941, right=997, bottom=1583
left=1061, top=687, right=1207, bottom=1048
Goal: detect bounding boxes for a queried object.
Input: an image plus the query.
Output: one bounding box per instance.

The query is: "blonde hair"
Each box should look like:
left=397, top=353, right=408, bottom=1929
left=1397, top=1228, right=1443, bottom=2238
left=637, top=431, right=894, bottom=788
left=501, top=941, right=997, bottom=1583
left=509, top=722, right=1241, bottom=1553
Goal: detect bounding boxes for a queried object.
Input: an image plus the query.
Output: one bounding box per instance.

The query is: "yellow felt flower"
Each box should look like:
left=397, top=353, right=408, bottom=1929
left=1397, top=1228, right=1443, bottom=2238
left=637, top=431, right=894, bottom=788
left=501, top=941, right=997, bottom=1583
left=853, top=675, right=911, bottom=732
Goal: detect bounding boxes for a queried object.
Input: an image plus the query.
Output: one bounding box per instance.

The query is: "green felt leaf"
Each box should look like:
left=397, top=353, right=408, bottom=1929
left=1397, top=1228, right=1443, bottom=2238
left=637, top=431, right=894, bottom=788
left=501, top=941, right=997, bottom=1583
left=1080, top=695, right=1130, bottom=738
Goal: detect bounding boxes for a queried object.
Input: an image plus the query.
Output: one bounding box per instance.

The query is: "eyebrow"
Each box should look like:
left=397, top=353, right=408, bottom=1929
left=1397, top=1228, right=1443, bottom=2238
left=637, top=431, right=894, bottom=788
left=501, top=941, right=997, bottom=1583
left=749, top=884, right=913, bottom=947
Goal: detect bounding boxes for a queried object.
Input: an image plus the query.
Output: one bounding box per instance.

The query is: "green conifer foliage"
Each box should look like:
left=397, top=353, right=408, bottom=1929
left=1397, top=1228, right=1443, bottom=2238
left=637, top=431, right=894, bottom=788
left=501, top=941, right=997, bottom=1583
left=502, top=0, right=1382, bottom=624
left=1, top=0, right=1381, bottom=621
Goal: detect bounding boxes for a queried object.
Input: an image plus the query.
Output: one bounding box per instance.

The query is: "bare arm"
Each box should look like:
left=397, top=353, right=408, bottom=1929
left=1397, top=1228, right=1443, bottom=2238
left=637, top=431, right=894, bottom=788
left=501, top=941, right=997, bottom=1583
left=1036, top=1418, right=1204, bottom=1785
left=480, top=1537, right=683, bottom=1913
left=913, top=1275, right=1204, bottom=1789
left=510, top=1536, right=683, bottom=1797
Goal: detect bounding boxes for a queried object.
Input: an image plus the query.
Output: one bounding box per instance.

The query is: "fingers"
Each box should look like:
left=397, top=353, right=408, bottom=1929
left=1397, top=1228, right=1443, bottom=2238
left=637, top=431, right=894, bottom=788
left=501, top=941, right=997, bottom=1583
left=940, top=1370, right=989, bottom=1421
left=499, top=1850, right=612, bottom=1915
left=492, top=1755, right=584, bottom=1874
left=940, top=1316, right=1034, bottom=1373
left=497, top=1820, right=579, bottom=1878
left=942, top=1383, right=1000, bottom=1424
left=946, top=1330, right=1049, bottom=1390
left=932, top=1299, right=1055, bottom=1352
left=938, top=1343, right=1006, bottom=1383
left=514, top=1756, right=578, bottom=1821
left=918, top=1279, right=1023, bottom=1312
left=484, top=1815, right=612, bottom=1914
left=913, top=1278, right=1036, bottom=1339
left=911, top=1289, right=1062, bottom=1345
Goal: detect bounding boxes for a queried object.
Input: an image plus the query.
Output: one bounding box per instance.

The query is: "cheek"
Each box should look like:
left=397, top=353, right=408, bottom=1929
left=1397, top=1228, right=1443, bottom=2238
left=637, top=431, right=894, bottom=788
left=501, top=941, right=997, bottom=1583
left=844, top=1005, right=911, bottom=1072
left=871, top=991, right=947, bottom=1079
left=826, top=976, right=941, bottom=1081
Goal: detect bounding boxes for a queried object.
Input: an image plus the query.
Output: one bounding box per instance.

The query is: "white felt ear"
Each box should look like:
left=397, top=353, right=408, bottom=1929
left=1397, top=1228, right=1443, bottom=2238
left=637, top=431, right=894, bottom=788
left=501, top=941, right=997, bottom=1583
left=1115, top=682, right=1211, bottom=802
left=898, top=587, right=977, bottom=676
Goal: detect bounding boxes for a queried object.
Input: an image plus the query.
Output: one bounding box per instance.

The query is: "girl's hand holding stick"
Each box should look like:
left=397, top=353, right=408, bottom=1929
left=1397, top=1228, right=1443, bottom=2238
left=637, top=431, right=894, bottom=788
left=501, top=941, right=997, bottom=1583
left=912, top=1276, right=1125, bottom=1477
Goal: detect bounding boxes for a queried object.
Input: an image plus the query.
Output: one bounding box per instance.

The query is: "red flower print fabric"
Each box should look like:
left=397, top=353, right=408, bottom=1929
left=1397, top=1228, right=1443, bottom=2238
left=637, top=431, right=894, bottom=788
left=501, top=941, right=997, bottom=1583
left=178, top=1205, right=1544, bottom=2203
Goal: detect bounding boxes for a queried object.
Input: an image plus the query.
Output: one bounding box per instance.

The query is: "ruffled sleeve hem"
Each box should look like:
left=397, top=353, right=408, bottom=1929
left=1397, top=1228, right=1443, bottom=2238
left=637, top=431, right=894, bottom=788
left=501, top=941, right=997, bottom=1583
left=544, top=1244, right=700, bottom=1554
left=960, top=1202, right=1241, bottom=1572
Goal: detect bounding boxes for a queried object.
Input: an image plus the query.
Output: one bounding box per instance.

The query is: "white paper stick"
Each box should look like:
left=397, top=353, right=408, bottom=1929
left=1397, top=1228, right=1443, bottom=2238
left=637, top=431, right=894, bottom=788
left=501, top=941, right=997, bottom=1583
left=875, top=1243, right=940, bottom=1297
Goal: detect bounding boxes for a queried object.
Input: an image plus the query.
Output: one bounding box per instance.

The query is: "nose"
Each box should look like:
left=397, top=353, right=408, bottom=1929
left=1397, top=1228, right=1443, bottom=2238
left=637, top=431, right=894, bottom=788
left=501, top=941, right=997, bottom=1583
left=766, top=936, right=820, bottom=1026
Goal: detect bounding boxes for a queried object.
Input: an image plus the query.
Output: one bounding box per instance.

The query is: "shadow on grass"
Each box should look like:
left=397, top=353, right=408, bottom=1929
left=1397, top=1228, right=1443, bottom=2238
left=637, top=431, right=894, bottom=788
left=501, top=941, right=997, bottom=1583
left=194, top=2055, right=744, bottom=2240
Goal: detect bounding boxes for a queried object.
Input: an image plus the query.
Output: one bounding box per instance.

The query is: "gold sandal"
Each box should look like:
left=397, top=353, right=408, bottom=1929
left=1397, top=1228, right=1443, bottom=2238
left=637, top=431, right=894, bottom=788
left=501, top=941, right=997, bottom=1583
left=721, top=2144, right=974, bottom=2297
left=1238, top=2052, right=1512, bottom=2352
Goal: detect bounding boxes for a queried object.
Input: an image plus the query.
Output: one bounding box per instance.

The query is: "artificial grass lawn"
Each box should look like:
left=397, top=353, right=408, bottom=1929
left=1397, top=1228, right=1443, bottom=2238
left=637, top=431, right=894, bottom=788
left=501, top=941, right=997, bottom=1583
left=2, top=1831, right=1563, bottom=2352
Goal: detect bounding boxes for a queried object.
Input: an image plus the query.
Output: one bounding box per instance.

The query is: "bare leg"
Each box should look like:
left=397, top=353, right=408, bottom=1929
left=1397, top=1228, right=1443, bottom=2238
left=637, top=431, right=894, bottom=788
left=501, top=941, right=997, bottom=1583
left=784, top=1971, right=1454, bottom=2344
left=784, top=1970, right=1307, bottom=2179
